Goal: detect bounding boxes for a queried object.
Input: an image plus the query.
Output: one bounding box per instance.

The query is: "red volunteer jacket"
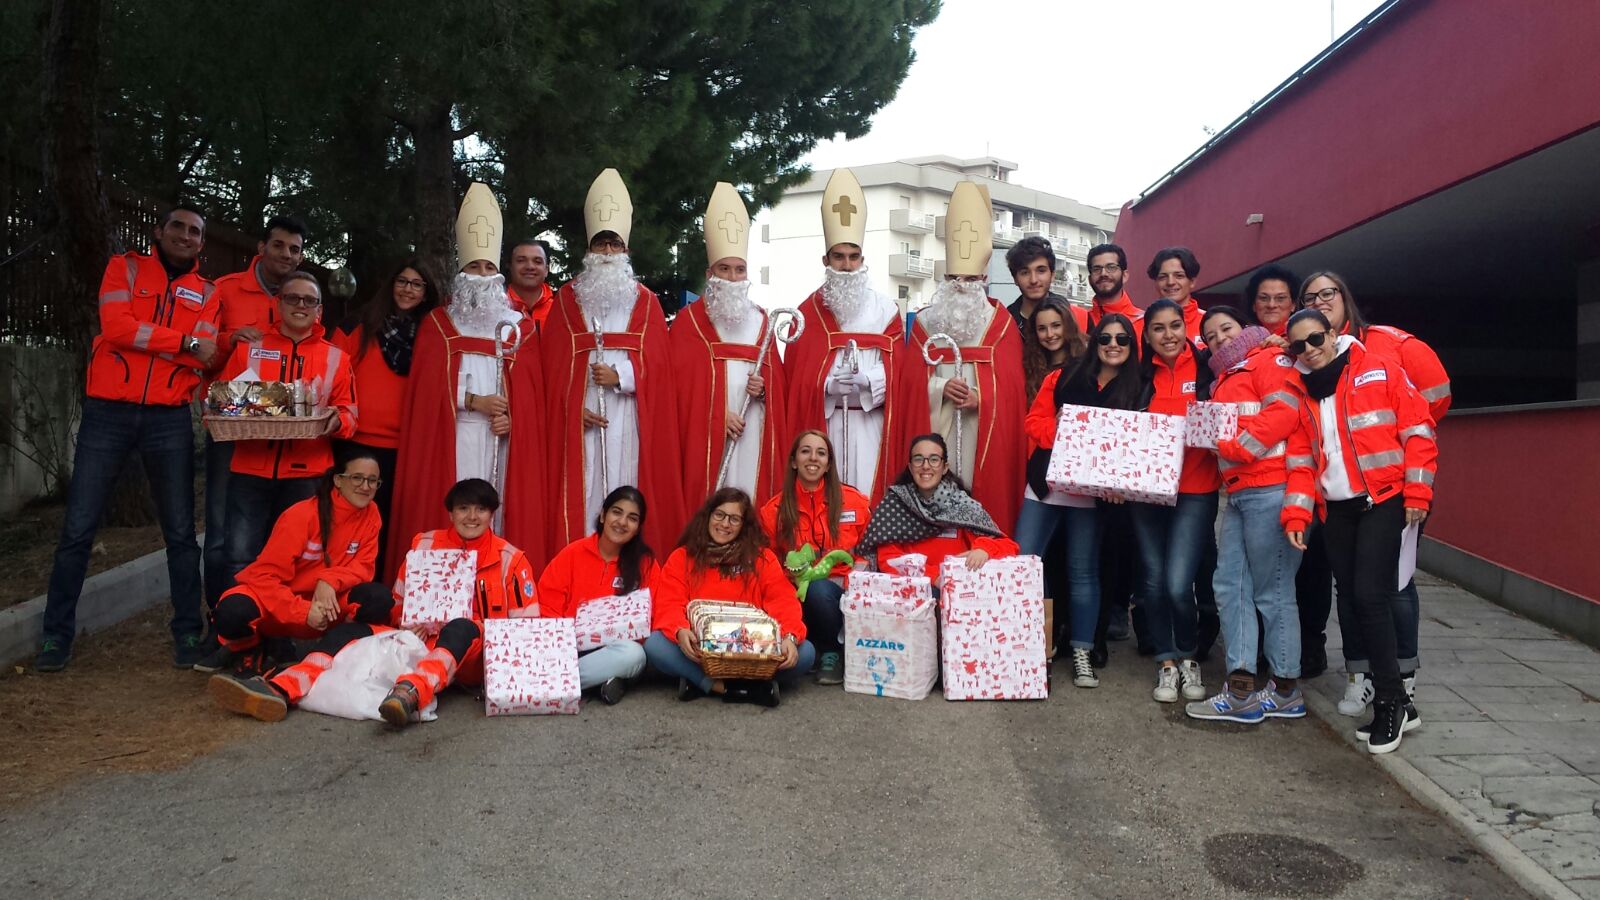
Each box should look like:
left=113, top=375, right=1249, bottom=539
left=393, top=528, right=538, bottom=620
left=875, top=531, right=1019, bottom=580
left=1354, top=324, right=1451, bottom=422
left=213, top=257, right=280, bottom=353
left=1282, top=341, right=1439, bottom=531
left=227, top=491, right=382, bottom=626
left=1146, top=344, right=1221, bottom=494
left=537, top=533, right=660, bottom=619
left=87, top=248, right=220, bottom=406
left=758, top=483, right=872, bottom=578
left=332, top=323, right=408, bottom=448
left=217, top=321, right=358, bottom=479
left=652, top=547, right=805, bottom=642
left=1213, top=345, right=1301, bottom=492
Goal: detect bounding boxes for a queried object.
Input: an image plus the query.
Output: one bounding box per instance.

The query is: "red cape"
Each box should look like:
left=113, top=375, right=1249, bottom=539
left=891, top=300, right=1027, bottom=533
left=522, top=282, right=685, bottom=563
left=668, top=301, right=789, bottom=509
left=385, top=307, right=540, bottom=581
left=783, top=289, right=904, bottom=505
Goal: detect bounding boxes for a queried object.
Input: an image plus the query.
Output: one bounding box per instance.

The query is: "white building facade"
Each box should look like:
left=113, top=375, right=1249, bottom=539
left=752, top=155, right=1119, bottom=314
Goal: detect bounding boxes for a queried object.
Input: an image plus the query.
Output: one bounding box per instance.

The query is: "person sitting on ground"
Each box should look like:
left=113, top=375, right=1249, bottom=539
left=757, top=430, right=871, bottom=686
left=208, top=478, right=538, bottom=725
left=853, top=433, right=1019, bottom=581
left=644, top=487, right=813, bottom=706
left=537, top=485, right=656, bottom=705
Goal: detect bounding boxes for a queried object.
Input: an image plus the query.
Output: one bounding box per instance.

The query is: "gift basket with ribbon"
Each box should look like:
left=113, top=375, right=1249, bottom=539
left=203, top=380, right=336, bottom=442
left=687, top=599, right=784, bottom=680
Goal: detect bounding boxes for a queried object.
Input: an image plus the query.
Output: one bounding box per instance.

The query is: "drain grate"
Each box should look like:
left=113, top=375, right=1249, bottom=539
left=1203, top=832, right=1364, bottom=896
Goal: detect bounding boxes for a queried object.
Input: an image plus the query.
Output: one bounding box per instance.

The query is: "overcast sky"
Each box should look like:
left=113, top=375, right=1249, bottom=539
left=803, top=0, right=1387, bottom=211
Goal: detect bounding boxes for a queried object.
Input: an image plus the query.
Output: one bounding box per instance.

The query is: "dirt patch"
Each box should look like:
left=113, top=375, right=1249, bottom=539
left=0, top=607, right=253, bottom=807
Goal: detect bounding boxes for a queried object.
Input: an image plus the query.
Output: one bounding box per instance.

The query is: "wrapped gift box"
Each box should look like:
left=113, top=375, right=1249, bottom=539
left=573, top=588, right=652, bottom=651
left=1044, top=404, right=1184, bottom=506
left=482, top=618, right=580, bottom=716
left=843, top=569, right=938, bottom=700
left=399, top=549, right=477, bottom=632
left=938, top=555, right=1048, bottom=701
left=883, top=553, right=927, bottom=577
left=1185, top=401, right=1240, bottom=449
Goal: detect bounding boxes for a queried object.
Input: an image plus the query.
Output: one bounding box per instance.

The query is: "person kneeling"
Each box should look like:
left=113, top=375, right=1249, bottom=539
left=538, top=486, right=656, bottom=705
left=644, top=488, right=814, bottom=706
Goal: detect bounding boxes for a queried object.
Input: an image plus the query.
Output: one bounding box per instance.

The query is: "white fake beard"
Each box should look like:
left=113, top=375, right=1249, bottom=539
left=572, top=252, right=638, bottom=324
left=448, top=272, right=516, bottom=338
left=821, top=265, right=871, bottom=323
left=702, top=276, right=754, bottom=331
left=918, top=279, right=991, bottom=344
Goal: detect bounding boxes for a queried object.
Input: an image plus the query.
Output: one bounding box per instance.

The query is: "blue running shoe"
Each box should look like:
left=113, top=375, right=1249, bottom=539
left=1258, top=683, right=1307, bottom=719
left=1185, top=689, right=1264, bottom=723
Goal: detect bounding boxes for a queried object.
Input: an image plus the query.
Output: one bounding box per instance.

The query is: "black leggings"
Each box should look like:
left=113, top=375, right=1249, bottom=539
left=1321, top=496, right=1406, bottom=703
left=213, top=581, right=394, bottom=643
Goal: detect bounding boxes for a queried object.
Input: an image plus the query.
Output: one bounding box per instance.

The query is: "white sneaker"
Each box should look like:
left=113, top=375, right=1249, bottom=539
left=1153, top=664, right=1180, bottom=703
left=1071, top=648, right=1099, bottom=689
left=1403, top=674, right=1416, bottom=700
left=1338, top=673, right=1374, bottom=717
left=1178, top=659, right=1206, bottom=700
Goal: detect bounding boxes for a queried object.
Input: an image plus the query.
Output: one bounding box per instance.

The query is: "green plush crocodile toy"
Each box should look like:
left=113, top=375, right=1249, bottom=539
left=784, top=543, right=854, bottom=602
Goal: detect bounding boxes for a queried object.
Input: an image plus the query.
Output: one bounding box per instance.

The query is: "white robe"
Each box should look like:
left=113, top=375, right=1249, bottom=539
left=820, top=290, right=896, bottom=496
left=714, top=307, right=765, bottom=499
left=923, top=306, right=1001, bottom=487
left=582, top=296, right=642, bottom=531
left=454, top=351, right=507, bottom=484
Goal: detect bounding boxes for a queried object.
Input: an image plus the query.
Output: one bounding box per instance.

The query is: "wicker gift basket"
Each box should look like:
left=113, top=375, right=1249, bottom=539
left=203, top=381, right=335, bottom=442
left=687, top=600, right=785, bottom=680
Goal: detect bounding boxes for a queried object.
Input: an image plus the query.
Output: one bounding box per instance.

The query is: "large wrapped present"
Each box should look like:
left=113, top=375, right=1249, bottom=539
left=843, top=569, right=938, bottom=700
left=938, top=555, right=1048, bottom=701
left=1184, top=401, right=1240, bottom=449
left=1045, top=404, right=1184, bottom=506
left=573, top=588, right=652, bottom=651
left=399, top=549, right=478, bottom=632
left=482, top=618, right=581, bottom=716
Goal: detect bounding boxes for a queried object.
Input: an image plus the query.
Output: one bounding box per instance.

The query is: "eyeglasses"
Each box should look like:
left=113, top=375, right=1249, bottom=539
left=1095, top=333, right=1132, bottom=346
left=1089, top=264, right=1122, bottom=275
left=1288, top=331, right=1333, bottom=356
left=1301, top=286, right=1341, bottom=305
left=709, top=510, right=744, bottom=526
left=394, top=277, right=427, bottom=291
left=910, top=454, right=946, bottom=468
left=280, top=293, right=322, bottom=308
left=338, top=474, right=381, bottom=488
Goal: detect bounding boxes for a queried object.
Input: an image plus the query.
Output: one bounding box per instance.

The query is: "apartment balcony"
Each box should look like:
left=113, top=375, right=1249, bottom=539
left=1022, top=222, right=1051, bottom=241
left=1062, top=240, right=1091, bottom=262
left=992, top=224, right=1022, bottom=247
left=888, top=253, right=934, bottom=279
left=890, top=207, right=935, bottom=234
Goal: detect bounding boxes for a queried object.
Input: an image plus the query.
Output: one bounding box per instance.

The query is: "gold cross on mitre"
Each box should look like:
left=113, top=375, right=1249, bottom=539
left=468, top=215, right=496, bottom=248
left=832, top=195, right=858, bottom=226
left=717, top=211, right=744, bottom=243
left=952, top=220, right=979, bottom=259
left=593, top=194, right=620, bottom=222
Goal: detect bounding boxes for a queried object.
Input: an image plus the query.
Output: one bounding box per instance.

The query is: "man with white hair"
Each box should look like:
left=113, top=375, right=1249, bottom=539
left=669, top=182, right=787, bottom=506
left=891, top=180, right=1027, bottom=531
left=509, top=169, right=684, bottom=562
left=784, top=168, right=902, bottom=502
left=385, top=183, right=539, bottom=578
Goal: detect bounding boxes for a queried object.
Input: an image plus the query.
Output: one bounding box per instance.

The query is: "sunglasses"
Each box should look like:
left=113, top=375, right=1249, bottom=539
left=1288, top=330, right=1333, bottom=356
left=1095, top=333, right=1132, bottom=347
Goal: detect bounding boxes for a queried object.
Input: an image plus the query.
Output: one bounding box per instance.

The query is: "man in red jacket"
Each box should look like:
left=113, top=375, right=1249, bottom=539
left=37, top=205, right=221, bottom=672
left=506, top=238, right=555, bottom=329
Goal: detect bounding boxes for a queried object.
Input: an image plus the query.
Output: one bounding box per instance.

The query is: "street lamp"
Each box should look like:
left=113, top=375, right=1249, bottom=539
left=327, top=266, right=358, bottom=302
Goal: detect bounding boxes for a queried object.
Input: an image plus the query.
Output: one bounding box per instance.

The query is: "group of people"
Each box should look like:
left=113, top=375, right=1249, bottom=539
left=36, top=166, right=1447, bottom=751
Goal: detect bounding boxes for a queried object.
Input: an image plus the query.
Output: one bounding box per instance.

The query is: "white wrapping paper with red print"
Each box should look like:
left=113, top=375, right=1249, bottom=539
left=1044, top=404, right=1185, bottom=506
left=399, top=549, right=478, bottom=632
left=482, top=618, right=580, bottom=716
left=1184, top=401, right=1240, bottom=449
left=843, top=569, right=938, bottom=700
left=844, top=570, right=935, bottom=617
left=572, top=588, right=652, bottom=651
left=883, top=553, right=928, bottom=578
left=937, top=555, right=1048, bottom=700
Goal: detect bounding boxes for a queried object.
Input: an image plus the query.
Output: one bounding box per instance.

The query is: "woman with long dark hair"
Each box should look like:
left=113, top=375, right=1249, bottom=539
left=333, top=259, right=441, bottom=574
left=1128, top=298, right=1219, bottom=705
left=853, top=434, right=1019, bottom=581
left=1021, top=295, right=1088, bottom=398
left=757, top=430, right=871, bottom=686
left=1018, top=312, right=1138, bottom=688
left=1281, top=308, right=1437, bottom=753
left=644, top=487, right=813, bottom=705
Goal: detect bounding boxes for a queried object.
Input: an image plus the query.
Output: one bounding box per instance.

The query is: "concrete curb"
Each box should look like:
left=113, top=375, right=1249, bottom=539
left=1302, top=682, right=1583, bottom=900
left=0, top=539, right=185, bottom=669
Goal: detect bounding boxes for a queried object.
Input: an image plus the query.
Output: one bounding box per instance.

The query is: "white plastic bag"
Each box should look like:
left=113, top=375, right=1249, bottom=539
left=299, top=630, right=440, bottom=722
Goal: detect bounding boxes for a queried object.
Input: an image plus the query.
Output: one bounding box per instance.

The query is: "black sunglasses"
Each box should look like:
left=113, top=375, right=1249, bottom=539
left=1095, top=333, right=1132, bottom=347
left=1288, top=330, right=1332, bottom=356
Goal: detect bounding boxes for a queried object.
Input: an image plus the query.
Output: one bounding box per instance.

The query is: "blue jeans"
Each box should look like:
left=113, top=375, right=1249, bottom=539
left=644, top=631, right=817, bottom=692
left=203, top=436, right=233, bottom=608
left=801, top=578, right=845, bottom=654
left=1015, top=498, right=1102, bottom=649
left=578, top=641, right=648, bottom=689
left=43, top=398, right=202, bottom=646
left=1214, top=485, right=1302, bottom=677
left=225, top=473, right=319, bottom=581
left=1129, top=492, right=1219, bottom=662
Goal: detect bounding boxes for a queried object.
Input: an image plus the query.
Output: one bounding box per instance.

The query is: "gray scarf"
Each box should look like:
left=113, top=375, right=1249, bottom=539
left=853, top=479, right=1002, bottom=562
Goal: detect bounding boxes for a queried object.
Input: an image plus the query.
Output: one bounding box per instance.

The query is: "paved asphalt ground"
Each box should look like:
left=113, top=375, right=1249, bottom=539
left=0, top=644, right=1528, bottom=900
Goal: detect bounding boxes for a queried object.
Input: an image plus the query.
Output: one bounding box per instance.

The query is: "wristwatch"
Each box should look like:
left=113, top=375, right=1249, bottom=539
left=186, top=336, right=201, bottom=354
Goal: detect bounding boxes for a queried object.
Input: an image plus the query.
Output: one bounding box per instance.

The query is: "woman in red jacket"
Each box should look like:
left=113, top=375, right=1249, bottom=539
left=644, top=487, right=814, bottom=706
left=853, top=433, right=1019, bottom=581
left=1282, top=308, right=1438, bottom=754
left=196, top=449, right=389, bottom=674
left=1129, top=298, right=1220, bottom=705
left=757, top=430, right=870, bottom=686
left=333, top=259, right=441, bottom=574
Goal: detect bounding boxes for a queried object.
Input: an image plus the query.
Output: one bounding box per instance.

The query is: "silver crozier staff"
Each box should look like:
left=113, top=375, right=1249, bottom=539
left=490, top=319, right=523, bottom=532
left=592, top=317, right=609, bottom=497
left=714, top=307, right=805, bottom=489
left=921, top=331, right=963, bottom=476
left=839, top=338, right=860, bottom=481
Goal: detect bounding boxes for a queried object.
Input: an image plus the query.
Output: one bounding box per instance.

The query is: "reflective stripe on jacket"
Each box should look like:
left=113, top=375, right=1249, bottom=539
left=86, top=248, right=219, bottom=406
left=217, top=321, right=358, bottom=479
left=1213, top=345, right=1300, bottom=491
